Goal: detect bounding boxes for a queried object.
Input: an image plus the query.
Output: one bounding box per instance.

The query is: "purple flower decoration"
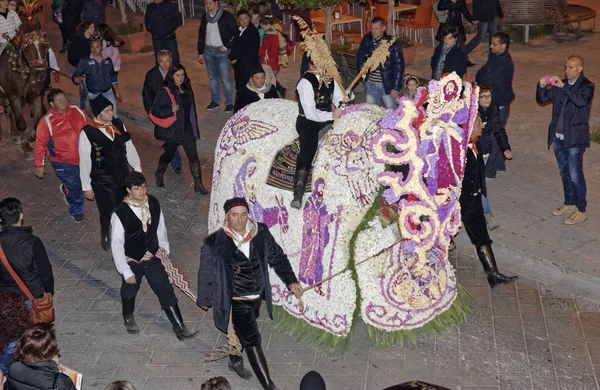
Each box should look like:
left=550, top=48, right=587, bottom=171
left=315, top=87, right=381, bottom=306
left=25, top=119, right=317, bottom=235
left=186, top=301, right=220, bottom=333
left=452, top=104, right=469, bottom=125
left=379, top=110, right=401, bottom=131
left=443, top=80, right=458, bottom=101
left=440, top=113, right=452, bottom=123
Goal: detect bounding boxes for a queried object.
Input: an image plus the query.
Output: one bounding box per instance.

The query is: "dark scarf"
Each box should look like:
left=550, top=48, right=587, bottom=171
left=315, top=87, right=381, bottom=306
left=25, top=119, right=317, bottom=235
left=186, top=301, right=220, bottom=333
left=206, top=6, right=223, bottom=24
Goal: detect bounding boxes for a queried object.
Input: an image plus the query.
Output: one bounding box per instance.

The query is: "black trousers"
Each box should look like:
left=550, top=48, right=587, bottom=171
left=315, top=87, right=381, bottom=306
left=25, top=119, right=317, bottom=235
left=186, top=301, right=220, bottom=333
left=152, top=37, right=180, bottom=64
left=91, top=178, right=126, bottom=236
left=55, top=21, right=69, bottom=44
left=231, top=299, right=262, bottom=348
left=159, top=128, right=200, bottom=165
left=296, top=116, right=332, bottom=172
left=121, top=257, right=177, bottom=310
left=460, top=193, right=492, bottom=247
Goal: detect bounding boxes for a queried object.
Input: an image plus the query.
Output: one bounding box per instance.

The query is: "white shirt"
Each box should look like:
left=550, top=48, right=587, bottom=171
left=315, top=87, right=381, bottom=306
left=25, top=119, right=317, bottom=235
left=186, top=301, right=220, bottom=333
left=239, top=25, right=248, bottom=36
left=297, top=74, right=344, bottom=122
left=48, top=48, right=59, bottom=72
left=230, top=228, right=260, bottom=299
left=110, top=203, right=170, bottom=281
left=206, top=15, right=224, bottom=48
left=0, top=10, right=22, bottom=44
left=78, top=123, right=142, bottom=191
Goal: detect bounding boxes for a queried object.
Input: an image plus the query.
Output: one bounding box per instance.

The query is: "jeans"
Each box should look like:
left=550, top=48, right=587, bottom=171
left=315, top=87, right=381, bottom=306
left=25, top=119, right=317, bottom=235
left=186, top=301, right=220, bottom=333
left=481, top=154, right=491, bottom=215
left=204, top=46, right=233, bottom=106
left=51, top=162, right=84, bottom=216
left=466, top=18, right=498, bottom=54
left=88, top=88, right=118, bottom=118
left=166, top=144, right=182, bottom=169
left=497, top=104, right=510, bottom=129
left=553, top=136, right=586, bottom=212
left=152, top=37, right=180, bottom=64
left=365, top=81, right=398, bottom=109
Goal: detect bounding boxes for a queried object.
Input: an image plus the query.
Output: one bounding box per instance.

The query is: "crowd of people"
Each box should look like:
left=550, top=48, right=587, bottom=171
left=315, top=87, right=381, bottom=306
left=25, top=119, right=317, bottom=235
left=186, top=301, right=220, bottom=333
left=0, top=0, right=595, bottom=388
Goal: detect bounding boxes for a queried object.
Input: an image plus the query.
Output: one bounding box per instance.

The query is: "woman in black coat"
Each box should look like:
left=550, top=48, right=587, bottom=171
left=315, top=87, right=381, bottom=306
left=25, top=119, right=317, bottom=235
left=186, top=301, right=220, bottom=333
left=436, top=0, right=475, bottom=65
left=431, top=26, right=467, bottom=79
left=7, top=324, right=76, bottom=390
left=234, top=66, right=279, bottom=113
left=151, top=63, right=209, bottom=195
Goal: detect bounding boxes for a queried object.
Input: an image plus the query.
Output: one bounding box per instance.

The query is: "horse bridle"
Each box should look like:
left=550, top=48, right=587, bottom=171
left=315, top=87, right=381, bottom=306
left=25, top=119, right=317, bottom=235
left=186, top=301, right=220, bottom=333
left=20, top=31, right=49, bottom=77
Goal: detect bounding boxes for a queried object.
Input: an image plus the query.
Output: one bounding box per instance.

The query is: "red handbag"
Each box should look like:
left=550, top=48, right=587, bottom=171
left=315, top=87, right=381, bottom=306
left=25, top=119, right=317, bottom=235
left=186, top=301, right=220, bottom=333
left=149, top=87, right=177, bottom=128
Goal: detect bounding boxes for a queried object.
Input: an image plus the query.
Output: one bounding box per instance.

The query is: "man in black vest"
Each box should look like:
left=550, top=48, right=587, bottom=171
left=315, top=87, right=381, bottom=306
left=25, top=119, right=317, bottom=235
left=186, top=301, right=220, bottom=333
left=291, top=62, right=344, bottom=209
left=198, top=197, right=303, bottom=390
left=461, top=117, right=517, bottom=288
left=79, top=96, right=142, bottom=251
left=111, top=172, right=197, bottom=340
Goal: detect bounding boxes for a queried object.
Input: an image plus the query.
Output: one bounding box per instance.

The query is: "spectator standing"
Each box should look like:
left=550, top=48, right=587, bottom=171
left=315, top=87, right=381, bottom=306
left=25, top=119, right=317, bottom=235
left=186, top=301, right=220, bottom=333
left=7, top=324, right=77, bottom=390
left=0, top=0, right=21, bottom=44
left=81, top=0, right=105, bottom=27
left=356, top=17, right=404, bottom=110
left=0, top=198, right=54, bottom=303
left=197, top=0, right=238, bottom=113
left=67, top=21, right=95, bottom=68
left=79, top=96, right=142, bottom=250
left=142, top=50, right=183, bottom=174
left=476, top=83, right=512, bottom=230
left=0, top=292, right=33, bottom=376
left=34, top=89, right=89, bottom=222
left=431, top=26, right=467, bottom=80
left=151, top=64, right=210, bottom=194
left=111, top=172, right=198, bottom=340
left=536, top=55, right=594, bottom=225
left=230, top=9, right=260, bottom=91
left=465, top=0, right=503, bottom=55
left=435, top=0, right=476, bottom=66
left=259, top=15, right=288, bottom=96
left=63, top=0, right=83, bottom=49
left=234, top=66, right=279, bottom=113
left=475, top=32, right=514, bottom=128
left=145, top=0, right=182, bottom=64
left=97, top=23, right=123, bottom=74
left=51, top=0, right=70, bottom=53
left=72, top=37, right=123, bottom=116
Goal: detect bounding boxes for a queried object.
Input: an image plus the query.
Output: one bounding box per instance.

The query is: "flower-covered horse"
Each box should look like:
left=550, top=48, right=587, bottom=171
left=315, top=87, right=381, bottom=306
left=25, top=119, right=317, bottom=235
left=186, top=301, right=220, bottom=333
left=209, top=73, right=477, bottom=347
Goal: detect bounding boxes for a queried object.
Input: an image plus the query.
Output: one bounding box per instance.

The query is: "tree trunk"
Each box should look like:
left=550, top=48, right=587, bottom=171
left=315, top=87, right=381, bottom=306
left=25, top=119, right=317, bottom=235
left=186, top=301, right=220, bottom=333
left=119, top=0, right=128, bottom=24
left=323, top=6, right=334, bottom=45
left=387, top=0, right=394, bottom=34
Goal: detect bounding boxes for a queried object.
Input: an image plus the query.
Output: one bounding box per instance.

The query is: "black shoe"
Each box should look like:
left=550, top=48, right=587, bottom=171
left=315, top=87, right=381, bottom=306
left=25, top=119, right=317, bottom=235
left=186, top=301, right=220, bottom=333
left=224, top=104, right=234, bottom=113
left=206, top=102, right=220, bottom=111
left=122, top=298, right=139, bottom=334
left=246, top=345, right=277, bottom=390
left=71, top=214, right=84, bottom=223
left=172, top=166, right=182, bottom=174
left=229, top=354, right=253, bottom=380
left=475, top=244, right=518, bottom=288
left=155, top=160, right=168, bottom=187
left=290, top=168, right=309, bottom=210
left=467, top=61, right=476, bottom=67
left=164, top=305, right=198, bottom=340
left=100, top=231, right=110, bottom=251
left=59, top=41, right=70, bottom=53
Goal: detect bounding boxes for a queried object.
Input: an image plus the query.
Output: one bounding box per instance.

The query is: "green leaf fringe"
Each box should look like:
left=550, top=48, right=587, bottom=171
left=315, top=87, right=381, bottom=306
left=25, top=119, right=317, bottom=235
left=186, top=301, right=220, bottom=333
left=271, top=187, right=473, bottom=352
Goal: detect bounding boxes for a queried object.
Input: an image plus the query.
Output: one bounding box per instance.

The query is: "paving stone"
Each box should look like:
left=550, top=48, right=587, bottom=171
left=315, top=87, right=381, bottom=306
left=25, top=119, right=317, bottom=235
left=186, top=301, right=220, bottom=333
left=150, top=351, right=214, bottom=365
left=460, top=353, right=499, bottom=386
left=520, top=305, right=546, bottom=323
left=435, top=332, right=459, bottom=356
left=466, top=305, right=493, bottom=325
left=461, top=325, right=496, bottom=354
left=551, top=343, right=595, bottom=377
left=82, top=377, right=146, bottom=389
left=497, top=349, right=528, bottom=371
left=143, top=377, right=205, bottom=390
left=546, top=316, right=585, bottom=343
left=365, top=359, right=406, bottom=390
left=575, top=298, right=600, bottom=313
left=527, top=340, right=554, bottom=365
left=519, top=289, right=542, bottom=306
left=97, top=351, right=154, bottom=365
left=161, top=365, right=205, bottom=377
left=499, top=371, right=532, bottom=390
left=579, top=313, right=600, bottom=342
left=523, top=322, right=549, bottom=340
left=494, top=317, right=526, bottom=350
left=86, top=335, right=152, bottom=351
left=587, top=343, right=600, bottom=365
left=73, top=365, right=119, bottom=379
left=530, top=365, right=559, bottom=390
left=492, top=296, right=521, bottom=317
left=542, top=298, right=577, bottom=316
left=435, top=354, right=460, bottom=378
left=517, top=276, right=540, bottom=289
left=115, top=365, right=166, bottom=378
left=557, top=375, right=599, bottom=390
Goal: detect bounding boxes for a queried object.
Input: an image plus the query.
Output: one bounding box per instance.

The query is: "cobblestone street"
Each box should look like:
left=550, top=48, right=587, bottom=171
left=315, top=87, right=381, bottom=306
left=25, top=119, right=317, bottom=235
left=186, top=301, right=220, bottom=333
left=1, top=0, right=600, bottom=387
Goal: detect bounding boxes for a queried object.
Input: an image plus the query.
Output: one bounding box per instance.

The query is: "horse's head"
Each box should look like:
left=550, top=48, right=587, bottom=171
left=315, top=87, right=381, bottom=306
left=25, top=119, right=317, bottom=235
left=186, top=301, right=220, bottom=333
left=275, top=196, right=289, bottom=233
left=19, top=22, right=49, bottom=81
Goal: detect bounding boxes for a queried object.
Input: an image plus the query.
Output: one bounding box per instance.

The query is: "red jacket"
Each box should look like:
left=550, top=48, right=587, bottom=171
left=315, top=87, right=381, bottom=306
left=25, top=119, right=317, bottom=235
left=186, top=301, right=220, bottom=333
left=34, top=106, right=89, bottom=168
left=259, top=33, right=280, bottom=72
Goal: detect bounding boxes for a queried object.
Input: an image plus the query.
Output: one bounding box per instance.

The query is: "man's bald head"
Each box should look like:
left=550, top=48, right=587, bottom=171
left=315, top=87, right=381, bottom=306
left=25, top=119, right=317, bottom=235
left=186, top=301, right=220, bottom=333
left=565, top=55, right=584, bottom=82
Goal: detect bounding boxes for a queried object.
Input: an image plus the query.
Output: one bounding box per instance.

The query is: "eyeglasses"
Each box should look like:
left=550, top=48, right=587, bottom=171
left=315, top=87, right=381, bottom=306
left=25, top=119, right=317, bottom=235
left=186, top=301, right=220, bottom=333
left=90, top=34, right=103, bottom=41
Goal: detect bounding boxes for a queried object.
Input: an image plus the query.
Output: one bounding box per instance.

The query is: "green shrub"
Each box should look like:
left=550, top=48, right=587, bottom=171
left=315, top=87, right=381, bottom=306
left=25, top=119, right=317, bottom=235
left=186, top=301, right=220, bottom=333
left=498, top=24, right=554, bottom=43
left=140, top=44, right=154, bottom=53
left=113, top=23, right=144, bottom=35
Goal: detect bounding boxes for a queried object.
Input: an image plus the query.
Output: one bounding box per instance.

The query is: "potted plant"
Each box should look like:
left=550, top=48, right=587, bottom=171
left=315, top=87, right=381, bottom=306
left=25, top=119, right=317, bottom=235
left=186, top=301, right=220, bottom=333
left=113, top=23, right=147, bottom=53
left=398, top=35, right=417, bottom=65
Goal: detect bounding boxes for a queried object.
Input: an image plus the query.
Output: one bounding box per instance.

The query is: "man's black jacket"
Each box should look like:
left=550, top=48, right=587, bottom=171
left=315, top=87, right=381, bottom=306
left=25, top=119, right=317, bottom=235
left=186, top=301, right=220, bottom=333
left=229, top=23, right=261, bottom=88
left=142, top=66, right=166, bottom=114
left=536, top=73, right=595, bottom=148
left=197, top=10, right=238, bottom=55
left=475, top=51, right=515, bottom=107
left=145, top=0, right=182, bottom=40
left=0, top=226, right=54, bottom=300
left=472, top=0, right=503, bottom=22
left=197, top=223, right=298, bottom=334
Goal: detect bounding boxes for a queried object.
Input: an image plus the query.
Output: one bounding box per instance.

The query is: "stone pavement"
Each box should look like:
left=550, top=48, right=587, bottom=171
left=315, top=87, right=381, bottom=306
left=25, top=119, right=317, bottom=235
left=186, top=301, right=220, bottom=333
left=0, top=0, right=598, bottom=388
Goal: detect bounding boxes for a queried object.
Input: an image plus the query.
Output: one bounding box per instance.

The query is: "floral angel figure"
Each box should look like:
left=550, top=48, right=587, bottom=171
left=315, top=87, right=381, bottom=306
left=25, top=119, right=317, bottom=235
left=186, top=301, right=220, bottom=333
left=233, top=156, right=262, bottom=220
left=298, top=178, right=341, bottom=296
left=324, top=125, right=380, bottom=208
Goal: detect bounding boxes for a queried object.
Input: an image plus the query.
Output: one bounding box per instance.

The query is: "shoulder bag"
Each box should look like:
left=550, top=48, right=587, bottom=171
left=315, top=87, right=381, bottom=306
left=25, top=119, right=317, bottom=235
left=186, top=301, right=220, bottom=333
left=433, top=0, right=449, bottom=24
left=149, top=87, right=177, bottom=128
left=261, top=49, right=278, bottom=87
left=0, top=244, right=55, bottom=324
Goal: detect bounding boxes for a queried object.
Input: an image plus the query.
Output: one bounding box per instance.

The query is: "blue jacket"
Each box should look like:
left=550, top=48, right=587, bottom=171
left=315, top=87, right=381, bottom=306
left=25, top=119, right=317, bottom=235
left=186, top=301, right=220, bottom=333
left=145, top=0, right=182, bottom=40
left=536, top=74, right=595, bottom=148
left=72, top=56, right=117, bottom=94
left=356, top=32, right=404, bottom=94
left=475, top=51, right=515, bottom=107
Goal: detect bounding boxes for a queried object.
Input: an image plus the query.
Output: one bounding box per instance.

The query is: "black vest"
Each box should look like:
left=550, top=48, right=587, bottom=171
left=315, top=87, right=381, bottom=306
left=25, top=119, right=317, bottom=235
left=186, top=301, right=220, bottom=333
left=82, top=119, right=130, bottom=186
left=230, top=239, right=264, bottom=298
left=114, top=195, right=161, bottom=261
left=297, top=72, right=334, bottom=117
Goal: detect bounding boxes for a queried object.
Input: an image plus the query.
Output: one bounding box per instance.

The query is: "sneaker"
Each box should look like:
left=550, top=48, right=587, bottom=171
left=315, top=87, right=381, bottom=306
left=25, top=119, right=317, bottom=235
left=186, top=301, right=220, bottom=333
left=59, top=184, right=69, bottom=205
left=552, top=204, right=577, bottom=216
left=485, top=214, right=499, bottom=230
left=206, top=102, right=220, bottom=111
left=224, top=104, right=234, bottom=113
left=564, top=211, right=587, bottom=225
left=71, top=214, right=84, bottom=223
